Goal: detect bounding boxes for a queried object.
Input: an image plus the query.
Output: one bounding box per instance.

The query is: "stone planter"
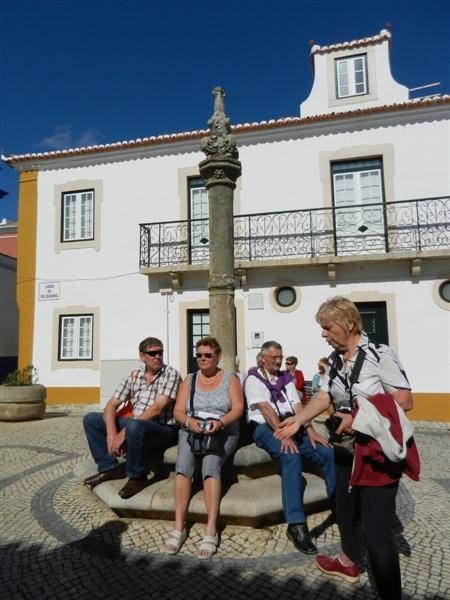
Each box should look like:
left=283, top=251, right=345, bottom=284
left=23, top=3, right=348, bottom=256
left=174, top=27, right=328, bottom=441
left=0, top=384, right=47, bottom=421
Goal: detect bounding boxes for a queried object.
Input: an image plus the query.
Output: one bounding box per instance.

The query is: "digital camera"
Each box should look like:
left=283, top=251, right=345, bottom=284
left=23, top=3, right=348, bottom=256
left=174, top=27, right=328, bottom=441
left=198, top=420, right=212, bottom=432
left=325, top=408, right=351, bottom=442
left=325, top=414, right=343, bottom=434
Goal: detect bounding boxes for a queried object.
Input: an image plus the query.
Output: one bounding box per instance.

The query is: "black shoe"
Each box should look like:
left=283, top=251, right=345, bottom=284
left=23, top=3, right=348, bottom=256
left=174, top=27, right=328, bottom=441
left=287, top=523, right=318, bottom=555
left=118, top=476, right=148, bottom=499
left=83, top=466, right=125, bottom=489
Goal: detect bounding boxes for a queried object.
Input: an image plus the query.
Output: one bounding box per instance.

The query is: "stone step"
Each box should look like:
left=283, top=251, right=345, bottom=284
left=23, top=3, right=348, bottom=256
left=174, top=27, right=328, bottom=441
left=74, top=441, right=330, bottom=527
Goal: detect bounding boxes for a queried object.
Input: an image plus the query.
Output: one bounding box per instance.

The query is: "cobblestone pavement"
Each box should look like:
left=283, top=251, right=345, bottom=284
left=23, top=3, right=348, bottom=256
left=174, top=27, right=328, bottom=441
left=1, top=405, right=449, bottom=600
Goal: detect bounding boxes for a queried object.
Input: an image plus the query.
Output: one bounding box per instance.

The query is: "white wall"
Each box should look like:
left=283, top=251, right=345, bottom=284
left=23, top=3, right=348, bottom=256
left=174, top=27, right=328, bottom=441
left=30, top=109, right=449, bottom=397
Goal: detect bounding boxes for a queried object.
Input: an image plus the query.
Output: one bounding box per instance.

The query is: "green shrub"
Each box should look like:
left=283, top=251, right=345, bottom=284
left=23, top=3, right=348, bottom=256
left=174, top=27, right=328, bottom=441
left=1, top=365, right=39, bottom=386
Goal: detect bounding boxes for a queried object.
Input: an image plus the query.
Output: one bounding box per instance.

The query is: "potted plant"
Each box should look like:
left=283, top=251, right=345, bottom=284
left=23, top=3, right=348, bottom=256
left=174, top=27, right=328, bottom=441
left=0, top=365, right=47, bottom=421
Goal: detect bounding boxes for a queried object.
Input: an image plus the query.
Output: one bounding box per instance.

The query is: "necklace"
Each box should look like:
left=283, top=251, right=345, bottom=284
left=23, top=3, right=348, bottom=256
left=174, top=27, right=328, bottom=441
left=200, top=369, right=219, bottom=385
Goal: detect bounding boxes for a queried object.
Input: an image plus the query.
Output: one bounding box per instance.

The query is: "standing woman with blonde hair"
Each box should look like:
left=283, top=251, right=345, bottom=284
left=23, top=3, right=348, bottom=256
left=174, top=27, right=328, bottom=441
left=276, top=296, right=419, bottom=600
left=164, top=337, right=243, bottom=559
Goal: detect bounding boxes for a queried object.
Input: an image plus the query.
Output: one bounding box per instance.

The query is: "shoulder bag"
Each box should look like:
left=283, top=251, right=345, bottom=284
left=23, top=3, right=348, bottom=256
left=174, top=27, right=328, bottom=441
left=186, top=372, right=226, bottom=456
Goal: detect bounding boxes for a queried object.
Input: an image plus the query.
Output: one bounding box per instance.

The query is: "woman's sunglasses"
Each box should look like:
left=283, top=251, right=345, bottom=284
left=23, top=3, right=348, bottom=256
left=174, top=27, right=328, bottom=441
left=196, top=352, right=213, bottom=359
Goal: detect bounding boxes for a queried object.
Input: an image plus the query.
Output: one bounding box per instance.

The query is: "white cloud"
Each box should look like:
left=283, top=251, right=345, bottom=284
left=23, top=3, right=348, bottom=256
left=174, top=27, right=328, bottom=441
left=77, top=128, right=105, bottom=147
left=38, top=126, right=105, bottom=150
left=39, top=125, right=73, bottom=150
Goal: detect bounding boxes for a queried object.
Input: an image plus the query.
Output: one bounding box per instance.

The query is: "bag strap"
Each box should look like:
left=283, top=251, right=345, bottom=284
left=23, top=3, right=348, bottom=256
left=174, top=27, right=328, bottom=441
left=349, top=346, right=366, bottom=385
left=189, top=371, right=198, bottom=414
left=329, top=346, right=366, bottom=410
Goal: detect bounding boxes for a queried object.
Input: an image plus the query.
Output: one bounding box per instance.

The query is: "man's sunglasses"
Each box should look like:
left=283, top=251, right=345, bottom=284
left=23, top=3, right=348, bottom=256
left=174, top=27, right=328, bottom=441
left=196, top=352, right=213, bottom=359
left=142, top=349, right=164, bottom=357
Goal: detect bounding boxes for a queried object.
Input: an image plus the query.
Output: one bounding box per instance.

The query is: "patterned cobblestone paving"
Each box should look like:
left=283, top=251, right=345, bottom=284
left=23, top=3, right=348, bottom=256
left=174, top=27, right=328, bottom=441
left=0, top=405, right=448, bottom=599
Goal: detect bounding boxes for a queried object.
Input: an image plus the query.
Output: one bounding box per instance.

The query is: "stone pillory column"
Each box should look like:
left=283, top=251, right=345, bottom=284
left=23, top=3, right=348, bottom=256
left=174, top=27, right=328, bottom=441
left=199, top=87, right=242, bottom=371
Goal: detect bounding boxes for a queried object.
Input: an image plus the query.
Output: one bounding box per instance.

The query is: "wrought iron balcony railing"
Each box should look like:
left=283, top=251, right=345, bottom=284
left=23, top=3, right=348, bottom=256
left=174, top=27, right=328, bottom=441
left=139, top=196, right=450, bottom=269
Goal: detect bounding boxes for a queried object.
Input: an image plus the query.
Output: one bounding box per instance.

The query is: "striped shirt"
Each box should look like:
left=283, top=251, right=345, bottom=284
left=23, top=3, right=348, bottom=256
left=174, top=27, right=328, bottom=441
left=113, top=365, right=182, bottom=425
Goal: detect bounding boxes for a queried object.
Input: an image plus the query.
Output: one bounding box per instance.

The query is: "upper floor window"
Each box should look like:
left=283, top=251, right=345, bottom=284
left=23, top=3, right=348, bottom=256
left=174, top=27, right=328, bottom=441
left=61, top=189, right=94, bottom=242
left=332, top=158, right=383, bottom=206
left=188, top=177, right=209, bottom=263
left=335, top=54, right=368, bottom=98
left=58, top=313, right=93, bottom=360
left=331, top=157, right=386, bottom=253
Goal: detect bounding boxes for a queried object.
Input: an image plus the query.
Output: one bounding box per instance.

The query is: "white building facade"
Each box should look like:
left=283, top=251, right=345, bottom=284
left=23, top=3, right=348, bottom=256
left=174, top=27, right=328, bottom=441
left=6, top=29, right=450, bottom=420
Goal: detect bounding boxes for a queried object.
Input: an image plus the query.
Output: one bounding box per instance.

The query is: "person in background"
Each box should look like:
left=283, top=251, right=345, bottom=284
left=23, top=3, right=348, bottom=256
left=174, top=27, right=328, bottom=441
left=311, top=357, right=329, bottom=395
left=234, top=356, right=246, bottom=386
left=248, top=351, right=263, bottom=373
left=83, top=337, right=181, bottom=499
left=245, top=340, right=335, bottom=555
left=276, top=296, right=418, bottom=600
left=285, top=355, right=308, bottom=402
left=164, top=336, right=243, bottom=559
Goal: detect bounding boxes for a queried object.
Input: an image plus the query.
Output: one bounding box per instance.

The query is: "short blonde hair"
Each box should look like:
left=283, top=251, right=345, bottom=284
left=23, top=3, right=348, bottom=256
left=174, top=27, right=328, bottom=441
left=315, top=296, right=363, bottom=335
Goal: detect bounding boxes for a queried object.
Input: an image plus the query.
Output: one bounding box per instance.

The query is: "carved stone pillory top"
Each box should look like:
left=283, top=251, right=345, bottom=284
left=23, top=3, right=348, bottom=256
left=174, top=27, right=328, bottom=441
left=201, top=87, right=239, bottom=160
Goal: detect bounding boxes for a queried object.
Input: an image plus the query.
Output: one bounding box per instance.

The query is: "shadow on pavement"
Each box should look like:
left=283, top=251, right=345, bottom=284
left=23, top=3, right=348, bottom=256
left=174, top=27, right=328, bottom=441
left=0, top=519, right=442, bottom=600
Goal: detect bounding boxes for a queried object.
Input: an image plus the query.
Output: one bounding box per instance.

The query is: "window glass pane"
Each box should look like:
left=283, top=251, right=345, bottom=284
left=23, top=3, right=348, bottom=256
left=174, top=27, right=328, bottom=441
left=334, top=173, right=356, bottom=206
left=63, top=195, right=77, bottom=241
left=353, top=57, right=366, bottom=94
left=78, top=316, right=92, bottom=358
left=191, top=188, right=208, bottom=220
left=61, top=317, right=75, bottom=358
left=80, top=192, right=93, bottom=239
left=332, top=158, right=380, bottom=173
left=337, top=60, right=349, bottom=97
left=275, top=287, right=296, bottom=307
left=192, top=324, right=203, bottom=336
left=360, top=171, right=382, bottom=204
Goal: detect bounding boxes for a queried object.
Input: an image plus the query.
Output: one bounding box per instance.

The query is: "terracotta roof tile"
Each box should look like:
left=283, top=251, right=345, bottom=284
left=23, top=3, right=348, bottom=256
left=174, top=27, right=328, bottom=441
left=310, top=28, right=392, bottom=56
left=3, top=96, right=450, bottom=166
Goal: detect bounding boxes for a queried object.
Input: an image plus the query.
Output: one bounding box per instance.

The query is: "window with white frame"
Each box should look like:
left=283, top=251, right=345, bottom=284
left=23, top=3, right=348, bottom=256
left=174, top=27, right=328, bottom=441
left=61, top=189, right=94, bottom=242
left=58, top=314, right=93, bottom=360
left=335, top=54, right=368, bottom=98
left=331, top=158, right=385, bottom=251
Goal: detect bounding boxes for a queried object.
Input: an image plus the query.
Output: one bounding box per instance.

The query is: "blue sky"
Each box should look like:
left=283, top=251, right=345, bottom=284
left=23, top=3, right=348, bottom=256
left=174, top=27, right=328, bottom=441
left=1, top=0, right=449, bottom=221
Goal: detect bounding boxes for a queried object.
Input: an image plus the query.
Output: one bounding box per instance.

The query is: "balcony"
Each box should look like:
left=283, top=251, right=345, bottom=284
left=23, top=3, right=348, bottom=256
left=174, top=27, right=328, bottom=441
left=139, top=196, right=450, bottom=273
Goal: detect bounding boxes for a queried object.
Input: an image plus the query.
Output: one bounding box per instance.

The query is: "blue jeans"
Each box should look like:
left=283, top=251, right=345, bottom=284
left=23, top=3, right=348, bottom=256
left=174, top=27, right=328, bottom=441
left=253, top=422, right=335, bottom=524
left=83, top=412, right=178, bottom=478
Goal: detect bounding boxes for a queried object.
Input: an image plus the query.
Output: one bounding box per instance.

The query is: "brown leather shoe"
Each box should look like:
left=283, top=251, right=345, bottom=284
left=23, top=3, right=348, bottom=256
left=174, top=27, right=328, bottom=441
left=83, top=466, right=125, bottom=489
left=118, top=476, right=148, bottom=499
